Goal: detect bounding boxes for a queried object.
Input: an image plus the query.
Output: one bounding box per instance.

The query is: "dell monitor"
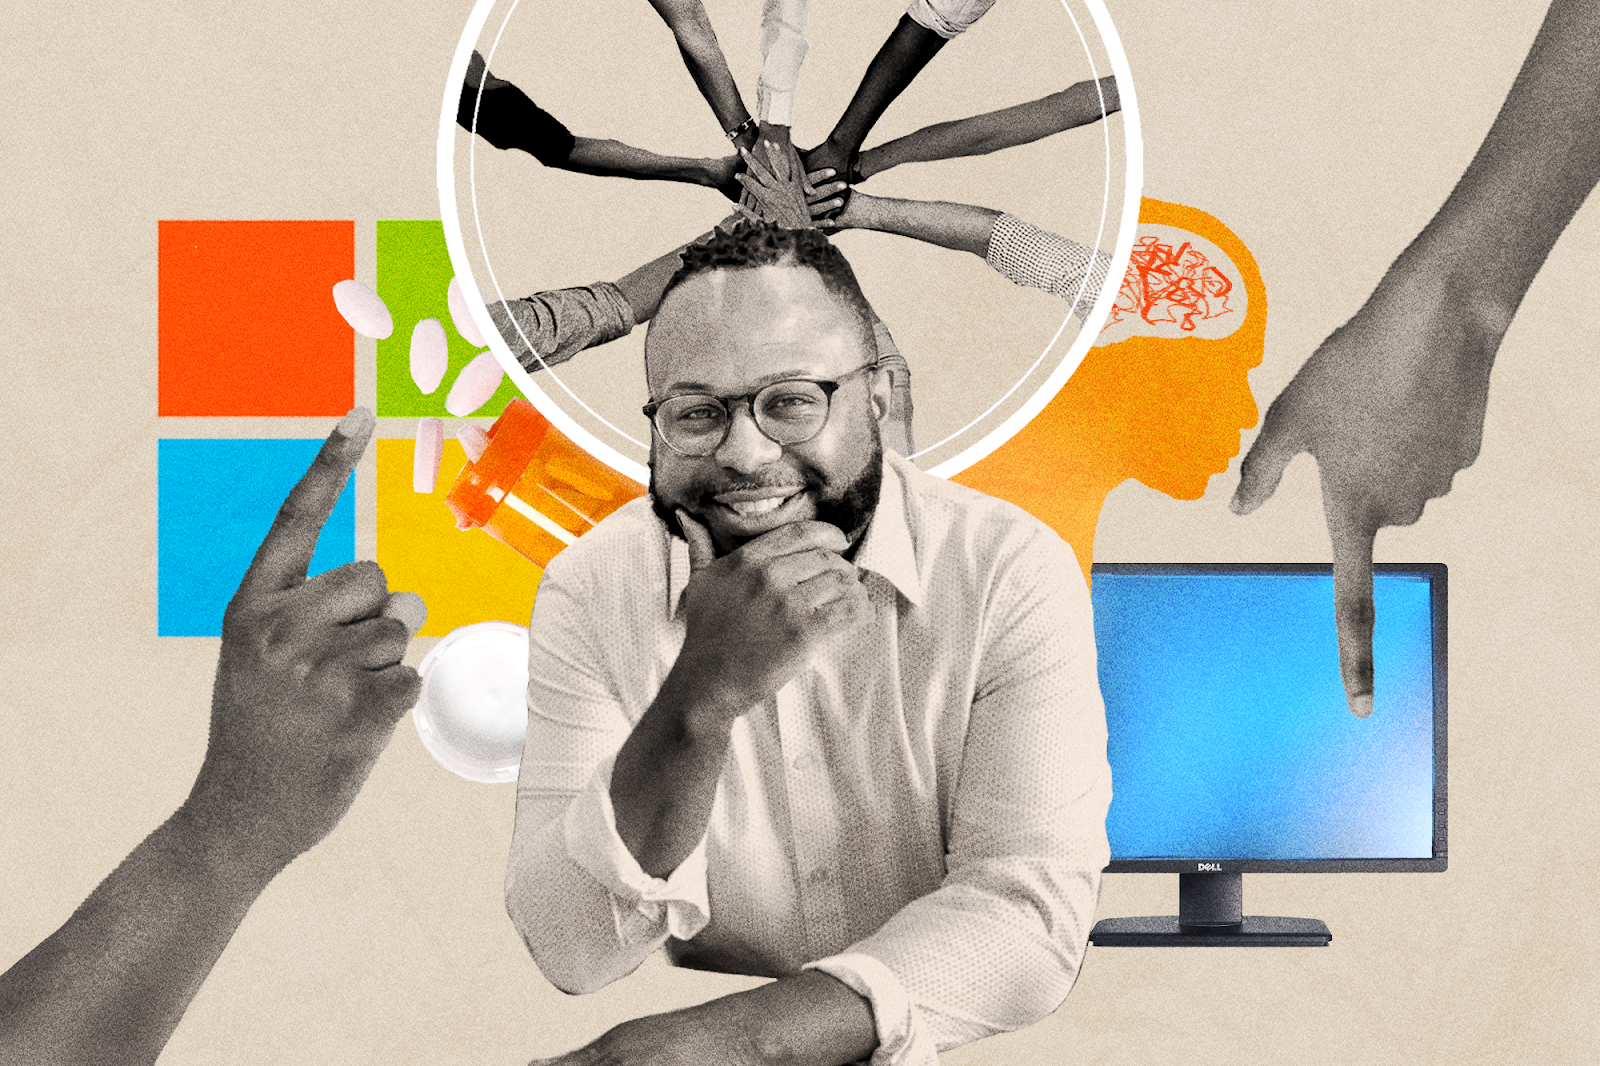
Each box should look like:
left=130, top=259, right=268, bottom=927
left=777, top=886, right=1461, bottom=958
left=1086, top=564, right=1447, bottom=947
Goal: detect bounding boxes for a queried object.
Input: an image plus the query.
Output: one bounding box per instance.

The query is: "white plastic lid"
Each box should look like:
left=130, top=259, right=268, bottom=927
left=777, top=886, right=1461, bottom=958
left=411, top=620, right=529, bottom=783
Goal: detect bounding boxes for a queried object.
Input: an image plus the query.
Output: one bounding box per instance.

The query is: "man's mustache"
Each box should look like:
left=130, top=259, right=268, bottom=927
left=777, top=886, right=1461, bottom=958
left=686, top=469, right=817, bottom=499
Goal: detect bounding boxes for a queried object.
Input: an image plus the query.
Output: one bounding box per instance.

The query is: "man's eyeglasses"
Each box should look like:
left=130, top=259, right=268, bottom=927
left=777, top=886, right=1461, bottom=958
left=643, top=364, right=876, bottom=458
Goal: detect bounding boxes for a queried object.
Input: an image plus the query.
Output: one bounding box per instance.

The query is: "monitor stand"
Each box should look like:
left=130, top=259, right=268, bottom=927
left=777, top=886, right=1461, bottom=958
left=1089, top=872, right=1331, bottom=947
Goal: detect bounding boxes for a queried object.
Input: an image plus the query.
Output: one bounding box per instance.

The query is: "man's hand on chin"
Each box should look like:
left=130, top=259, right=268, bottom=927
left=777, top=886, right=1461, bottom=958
left=671, top=511, right=871, bottom=719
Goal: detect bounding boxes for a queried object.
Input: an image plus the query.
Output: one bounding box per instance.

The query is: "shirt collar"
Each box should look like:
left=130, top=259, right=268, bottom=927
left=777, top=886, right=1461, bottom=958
left=666, top=452, right=925, bottom=618
left=852, top=451, right=924, bottom=608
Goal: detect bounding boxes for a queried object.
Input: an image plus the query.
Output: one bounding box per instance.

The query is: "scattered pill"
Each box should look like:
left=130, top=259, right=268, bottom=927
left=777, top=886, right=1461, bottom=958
left=331, top=279, right=393, bottom=340
left=414, top=418, right=444, bottom=493
left=457, top=424, right=491, bottom=463
left=448, top=276, right=487, bottom=347
left=446, top=350, right=505, bottom=417
left=410, top=318, right=449, bottom=394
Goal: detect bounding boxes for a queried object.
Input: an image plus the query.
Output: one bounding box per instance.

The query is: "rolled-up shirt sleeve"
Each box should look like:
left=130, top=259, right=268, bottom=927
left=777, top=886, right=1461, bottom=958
left=807, top=524, right=1111, bottom=1062
left=906, top=0, right=999, bottom=39
left=985, top=212, right=1114, bottom=324
left=505, top=556, right=711, bottom=995
left=487, top=280, right=635, bottom=375
left=757, top=0, right=810, bottom=127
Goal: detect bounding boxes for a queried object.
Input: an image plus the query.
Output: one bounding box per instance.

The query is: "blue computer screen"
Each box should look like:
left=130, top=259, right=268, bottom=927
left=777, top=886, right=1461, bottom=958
left=1092, top=569, right=1436, bottom=861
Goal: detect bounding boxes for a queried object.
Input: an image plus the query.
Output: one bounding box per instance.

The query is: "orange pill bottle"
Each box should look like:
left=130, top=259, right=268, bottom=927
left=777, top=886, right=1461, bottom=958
left=445, top=398, right=646, bottom=567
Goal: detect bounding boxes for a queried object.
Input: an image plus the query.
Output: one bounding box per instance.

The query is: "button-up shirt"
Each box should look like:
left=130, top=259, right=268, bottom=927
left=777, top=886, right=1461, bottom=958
left=506, top=451, right=1111, bottom=1065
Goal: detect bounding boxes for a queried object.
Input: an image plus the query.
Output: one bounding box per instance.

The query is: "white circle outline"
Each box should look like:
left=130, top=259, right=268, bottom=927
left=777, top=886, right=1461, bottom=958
left=439, top=0, right=1143, bottom=483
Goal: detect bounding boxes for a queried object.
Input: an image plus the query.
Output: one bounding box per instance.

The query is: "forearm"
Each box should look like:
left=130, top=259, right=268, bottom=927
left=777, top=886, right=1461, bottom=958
left=508, top=662, right=720, bottom=992
left=615, top=247, right=693, bottom=325
left=823, top=855, right=1103, bottom=1054
left=810, top=808, right=1108, bottom=1053
left=844, top=191, right=999, bottom=257
left=615, top=223, right=733, bottom=324
left=821, top=15, right=947, bottom=158
left=1402, top=0, right=1600, bottom=312
left=547, top=970, right=877, bottom=1066
left=983, top=213, right=1113, bottom=321
left=0, top=813, right=274, bottom=1065
left=462, top=63, right=725, bottom=186
left=609, top=664, right=739, bottom=879
left=505, top=679, right=741, bottom=992
left=649, top=0, right=751, bottom=133
left=857, top=75, right=1120, bottom=181
left=564, top=137, right=723, bottom=187
left=506, top=804, right=692, bottom=995
left=719, top=972, right=877, bottom=1066
left=676, top=46, right=752, bottom=134
left=457, top=54, right=575, bottom=167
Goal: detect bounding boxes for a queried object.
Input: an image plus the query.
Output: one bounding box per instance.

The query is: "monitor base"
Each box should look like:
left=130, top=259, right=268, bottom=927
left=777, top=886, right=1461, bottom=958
left=1089, top=915, right=1331, bottom=947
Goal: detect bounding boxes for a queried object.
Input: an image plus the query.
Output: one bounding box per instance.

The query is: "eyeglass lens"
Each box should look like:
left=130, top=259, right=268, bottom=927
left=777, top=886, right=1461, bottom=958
left=657, top=380, right=832, bottom=455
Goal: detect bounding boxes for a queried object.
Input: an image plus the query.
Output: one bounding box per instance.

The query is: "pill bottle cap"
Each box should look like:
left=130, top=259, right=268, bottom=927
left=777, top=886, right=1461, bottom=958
left=411, top=620, right=529, bottom=783
left=444, top=397, right=551, bottom=529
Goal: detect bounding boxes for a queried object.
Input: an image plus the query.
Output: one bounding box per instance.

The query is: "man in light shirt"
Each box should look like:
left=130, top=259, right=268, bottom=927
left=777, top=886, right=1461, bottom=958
left=507, top=221, right=1110, bottom=1066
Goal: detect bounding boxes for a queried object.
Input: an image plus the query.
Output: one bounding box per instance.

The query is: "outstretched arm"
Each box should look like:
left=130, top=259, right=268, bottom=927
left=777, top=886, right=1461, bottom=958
left=0, top=411, right=425, bottom=1065
left=646, top=0, right=758, bottom=149
left=1230, top=0, right=1600, bottom=717
left=816, top=190, right=1110, bottom=320
left=822, top=190, right=998, bottom=254
left=855, top=75, right=1119, bottom=182
left=488, top=215, right=752, bottom=372
left=459, top=51, right=739, bottom=197
left=800, top=14, right=954, bottom=185
left=756, top=0, right=811, bottom=129
left=566, top=139, right=740, bottom=199
left=739, top=0, right=812, bottom=191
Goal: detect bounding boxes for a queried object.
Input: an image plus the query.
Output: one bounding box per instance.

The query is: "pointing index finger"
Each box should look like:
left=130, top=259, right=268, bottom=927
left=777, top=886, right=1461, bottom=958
left=1230, top=395, right=1302, bottom=517
left=242, top=407, right=374, bottom=594
left=1326, top=498, right=1378, bottom=718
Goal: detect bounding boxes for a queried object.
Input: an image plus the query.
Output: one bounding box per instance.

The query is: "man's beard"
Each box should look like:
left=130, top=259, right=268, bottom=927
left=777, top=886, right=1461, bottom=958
left=651, top=438, right=884, bottom=556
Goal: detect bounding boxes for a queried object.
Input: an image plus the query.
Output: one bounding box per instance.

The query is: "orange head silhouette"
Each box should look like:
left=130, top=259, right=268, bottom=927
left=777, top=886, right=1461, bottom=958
left=955, top=199, right=1267, bottom=582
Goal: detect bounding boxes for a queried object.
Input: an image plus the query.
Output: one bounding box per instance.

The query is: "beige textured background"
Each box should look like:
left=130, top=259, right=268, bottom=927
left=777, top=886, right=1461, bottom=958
left=2, top=1, right=1596, bottom=1064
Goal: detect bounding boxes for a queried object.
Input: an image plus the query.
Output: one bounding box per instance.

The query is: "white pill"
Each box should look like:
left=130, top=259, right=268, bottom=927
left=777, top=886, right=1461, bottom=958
left=410, top=318, right=449, bottom=394
left=457, top=423, right=491, bottom=463
left=447, top=275, right=487, bottom=347
left=331, top=279, right=393, bottom=340
left=413, top=417, right=444, bottom=493
left=445, top=350, right=504, bottom=417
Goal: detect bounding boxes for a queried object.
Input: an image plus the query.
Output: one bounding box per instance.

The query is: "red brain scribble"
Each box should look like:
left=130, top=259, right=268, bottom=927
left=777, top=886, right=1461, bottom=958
left=1104, top=234, right=1235, bottom=333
